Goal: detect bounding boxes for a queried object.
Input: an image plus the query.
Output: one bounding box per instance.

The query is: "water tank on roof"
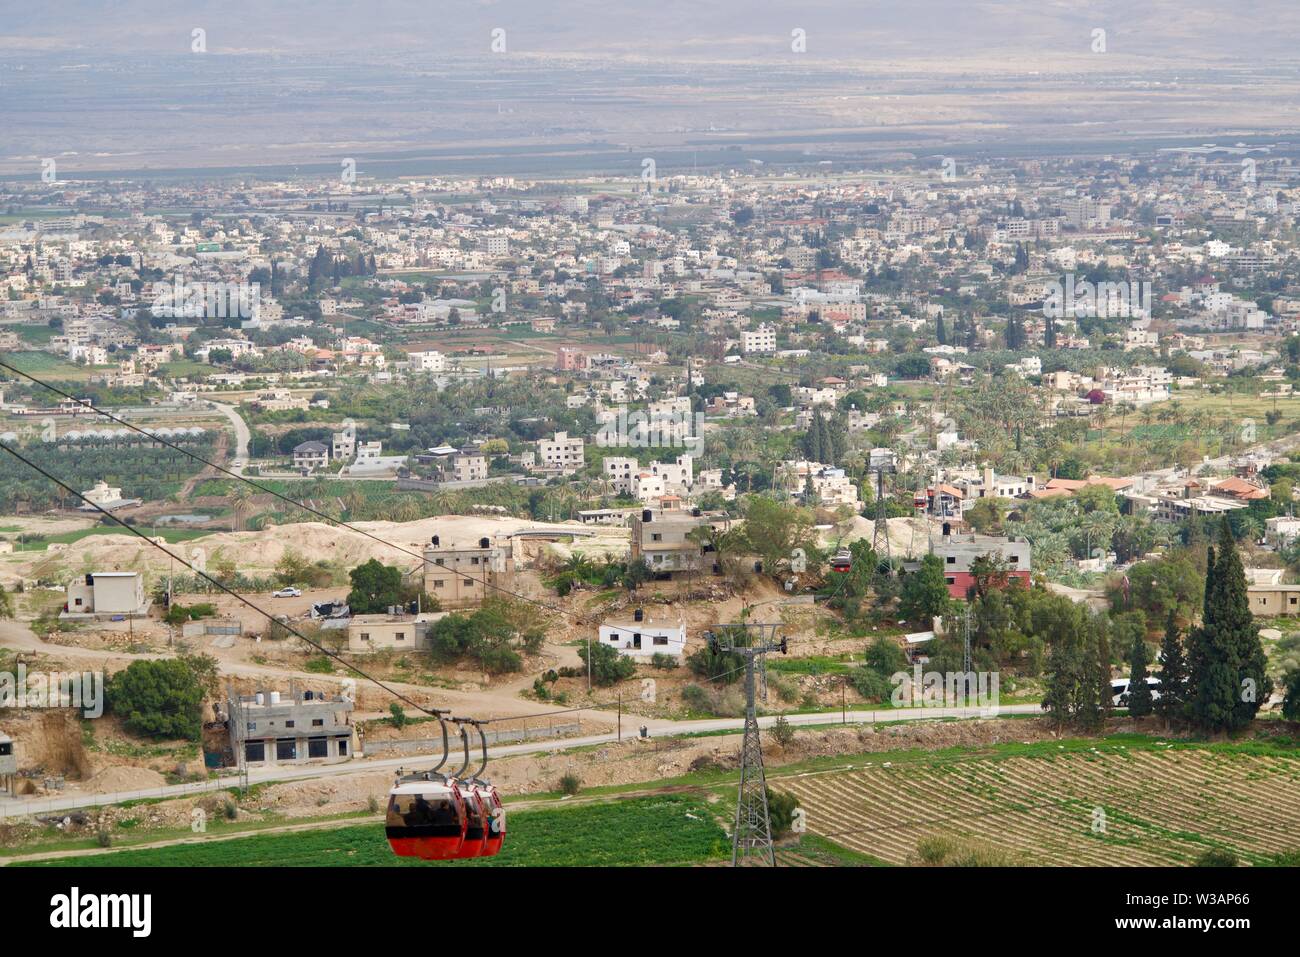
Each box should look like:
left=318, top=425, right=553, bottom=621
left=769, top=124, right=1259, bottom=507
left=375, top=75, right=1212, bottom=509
left=634, top=608, right=644, bottom=622
left=432, top=534, right=440, bottom=546
left=479, top=537, right=490, bottom=549
left=642, top=509, right=652, bottom=522
left=269, top=691, right=281, bottom=705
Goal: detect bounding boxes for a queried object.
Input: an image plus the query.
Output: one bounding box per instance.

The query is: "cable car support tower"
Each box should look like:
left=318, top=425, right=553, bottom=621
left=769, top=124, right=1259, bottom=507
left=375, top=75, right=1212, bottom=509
left=707, top=622, right=788, bottom=866
left=868, top=450, right=897, bottom=576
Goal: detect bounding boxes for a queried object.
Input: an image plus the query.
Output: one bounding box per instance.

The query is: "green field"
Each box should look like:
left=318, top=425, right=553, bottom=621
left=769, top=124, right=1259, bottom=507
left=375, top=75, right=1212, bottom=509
left=1, top=350, right=106, bottom=382
left=3, top=525, right=215, bottom=550
left=22, top=794, right=730, bottom=867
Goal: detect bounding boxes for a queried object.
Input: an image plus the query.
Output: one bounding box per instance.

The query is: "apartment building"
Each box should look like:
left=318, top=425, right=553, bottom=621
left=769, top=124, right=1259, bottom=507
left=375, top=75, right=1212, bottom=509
left=225, top=685, right=355, bottom=766
left=536, top=431, right=585, bottom=476
left=630, top=508, right=730, bottom=576
left=742, top=324, right=777, bottom=354
left=421, top=535, right=515, bottom=610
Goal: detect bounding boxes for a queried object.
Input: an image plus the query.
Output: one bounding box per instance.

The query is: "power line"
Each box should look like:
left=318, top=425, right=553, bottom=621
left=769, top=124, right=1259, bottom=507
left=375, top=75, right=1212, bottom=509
left=0, top=357, right=576, bottom=622
left=0, top=437, right=454, bottom=722
left=0, top=358, right=825, bottom=653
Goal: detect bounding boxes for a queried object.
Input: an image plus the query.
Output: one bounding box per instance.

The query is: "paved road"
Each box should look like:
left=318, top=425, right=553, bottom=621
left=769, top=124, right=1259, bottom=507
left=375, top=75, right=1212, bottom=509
left=0, top=701, right=1039, bottom=820
left=207, top=402, right=250, bottom=473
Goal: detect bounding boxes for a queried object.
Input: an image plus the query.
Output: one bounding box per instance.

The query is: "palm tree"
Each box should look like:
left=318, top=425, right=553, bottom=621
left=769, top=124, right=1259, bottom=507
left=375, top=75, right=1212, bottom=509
left=229, top=484, right=253, bottom=532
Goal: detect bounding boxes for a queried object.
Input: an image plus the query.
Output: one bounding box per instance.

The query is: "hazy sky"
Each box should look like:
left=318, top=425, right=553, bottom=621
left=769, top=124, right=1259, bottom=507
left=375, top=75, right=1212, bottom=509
left=3, top=1, right=1299, bottom=62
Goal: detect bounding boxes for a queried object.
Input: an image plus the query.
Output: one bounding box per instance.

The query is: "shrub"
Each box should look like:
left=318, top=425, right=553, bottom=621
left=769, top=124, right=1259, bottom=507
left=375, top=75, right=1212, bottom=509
left=578, top=640, right=636, bottom=687
left=767, top=788, right=799, bottom=837
left=770, top=714, right=795, bottom=748
left=558, top=773, right=581, bottom=796
left=1194, top=848, right=1239, bottom=867
left=850, top=667, right=894, bottom=703
left=915, top=834, right=1019, bottom=867
left=106, top=658, right=205, bottom=741
left=680, top=684, right=712, bottom=713
left=650, top=653, right=677, bottom=670
left=388, top=703, right=408, bottom=728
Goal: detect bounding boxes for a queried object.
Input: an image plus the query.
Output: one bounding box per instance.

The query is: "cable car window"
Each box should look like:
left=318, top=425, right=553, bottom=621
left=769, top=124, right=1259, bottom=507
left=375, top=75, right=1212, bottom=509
left=387, top=793, right=461, bottom=830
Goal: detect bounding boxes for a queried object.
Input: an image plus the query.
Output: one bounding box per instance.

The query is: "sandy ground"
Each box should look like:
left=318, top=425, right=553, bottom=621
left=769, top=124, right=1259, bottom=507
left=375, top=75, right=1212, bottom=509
left=0, top=515, right=630, bottom=589
left=0, top=516, right=97, bottom=538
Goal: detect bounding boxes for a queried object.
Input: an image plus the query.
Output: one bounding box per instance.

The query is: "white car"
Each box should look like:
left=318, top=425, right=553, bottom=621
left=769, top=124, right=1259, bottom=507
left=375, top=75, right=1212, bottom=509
left=273, top=587, right=302, bottom=598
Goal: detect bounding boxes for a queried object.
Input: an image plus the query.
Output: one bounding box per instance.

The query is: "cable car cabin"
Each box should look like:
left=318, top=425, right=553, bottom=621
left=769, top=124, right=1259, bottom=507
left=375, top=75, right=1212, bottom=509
left=830, top=550, right=852, bottom=573
left=913, top=493, right=928, bottom=510
left=476, top=782, right=505, bottom=856
left=386, top=779, right=468, bottom=860
left=452, top=786, right=490, bottom=859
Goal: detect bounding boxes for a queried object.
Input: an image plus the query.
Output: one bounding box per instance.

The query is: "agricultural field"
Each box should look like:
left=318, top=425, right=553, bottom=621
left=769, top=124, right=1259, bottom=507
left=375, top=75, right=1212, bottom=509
left=776, top=737, right=1300, bottom=866
left=1, top=525, right=214, bottom=551
left=1, top=350, right=111, bottom=382
left=20, top=794, right=731, bottom=867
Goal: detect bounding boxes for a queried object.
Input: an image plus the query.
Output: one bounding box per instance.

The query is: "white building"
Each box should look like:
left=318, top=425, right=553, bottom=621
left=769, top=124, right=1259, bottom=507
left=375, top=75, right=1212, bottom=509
left=537, top=431, right=585, bottom=475
left=598, top=612, right=687, bottom=659
left=742, top=324, right=777, bottom=354
left=407, top=350, right=447, bottom=372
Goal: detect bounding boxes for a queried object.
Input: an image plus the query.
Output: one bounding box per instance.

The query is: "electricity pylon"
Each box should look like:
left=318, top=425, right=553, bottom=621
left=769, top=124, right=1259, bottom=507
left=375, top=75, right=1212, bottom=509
left=707, top=623, right=788, bottom=867
left=868, top=450, right=897, bottom=576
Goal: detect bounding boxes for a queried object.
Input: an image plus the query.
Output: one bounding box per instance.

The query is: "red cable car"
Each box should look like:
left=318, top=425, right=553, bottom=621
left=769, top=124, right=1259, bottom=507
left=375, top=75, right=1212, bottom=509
left=449, top=722, right=491, bottom=859
left=479, top=782, right=506, bottom=857
left=462, top=722, right=506, bottom=857
left=830, top=549, right=852, bottom=573
left=452, top=786, right=490, bottom=859
left=386, top=715, right=468, bottom=861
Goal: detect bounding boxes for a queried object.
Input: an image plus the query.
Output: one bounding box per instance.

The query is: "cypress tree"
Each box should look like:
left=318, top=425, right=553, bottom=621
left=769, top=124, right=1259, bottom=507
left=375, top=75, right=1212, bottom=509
left=818, top=414, right=836, bottom=466
left=1154, top=609, right=1187, bottom=724
left=1126, top=628, right=1153, bottom=718
left=1185, top=520, right=1272, bottom=733
left=804, top=420, right=822, bottom=463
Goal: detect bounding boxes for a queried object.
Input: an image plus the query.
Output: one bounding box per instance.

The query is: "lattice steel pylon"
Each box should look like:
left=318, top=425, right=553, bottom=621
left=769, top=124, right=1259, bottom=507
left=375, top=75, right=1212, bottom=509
left=708, top=623, right=787, bottom=867
left=868, top=451, right=897, bottom=575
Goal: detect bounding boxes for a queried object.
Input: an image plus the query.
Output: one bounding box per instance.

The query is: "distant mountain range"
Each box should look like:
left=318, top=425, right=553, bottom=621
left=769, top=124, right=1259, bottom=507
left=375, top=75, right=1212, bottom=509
left=4, top=0, right=1300, bottom=62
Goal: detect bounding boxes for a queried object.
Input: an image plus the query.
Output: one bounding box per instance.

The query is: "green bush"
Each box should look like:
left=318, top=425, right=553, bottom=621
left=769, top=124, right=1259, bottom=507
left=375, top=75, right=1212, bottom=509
left=650, top=653, right=677, bottom=670
left=106, top=658, right=206, bottom=741
left=1194, top=848, right=1239, bottom=867
left=577, top=639, right=636, bottom=687
left=850, top=667, right=895, bottom=703
left=680, top=684, right=711, bottom=713
left=388, top=703, right=408, bottom=728
left=767, top=788, right=799, bottom=837
left=770, top=714, right=795, bottom=747
left=559, top=773, right=581, bottom=796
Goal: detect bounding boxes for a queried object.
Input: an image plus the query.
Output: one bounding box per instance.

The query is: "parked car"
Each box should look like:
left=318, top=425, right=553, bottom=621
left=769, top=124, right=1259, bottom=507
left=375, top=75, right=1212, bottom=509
left=272, top=587, right=302, bottom=598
